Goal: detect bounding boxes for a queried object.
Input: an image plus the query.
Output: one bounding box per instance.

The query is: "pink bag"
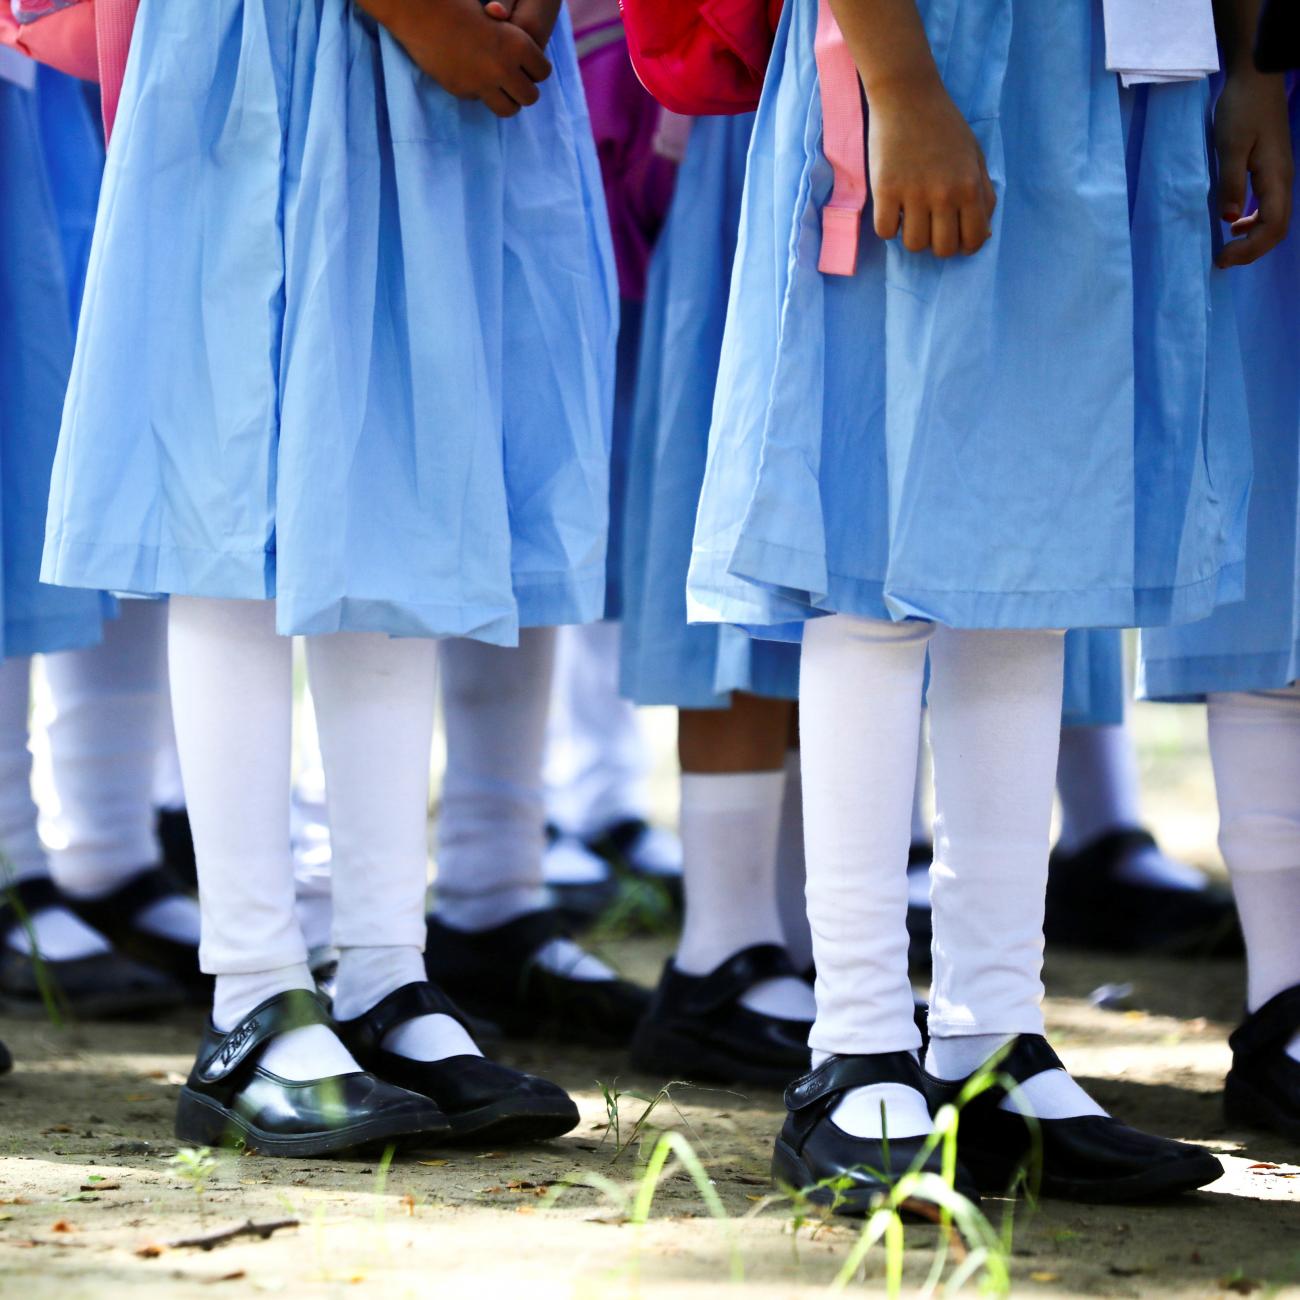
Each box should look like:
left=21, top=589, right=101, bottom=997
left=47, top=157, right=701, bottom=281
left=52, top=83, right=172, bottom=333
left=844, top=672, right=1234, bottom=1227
left=0, top=0, right=139, bottom=138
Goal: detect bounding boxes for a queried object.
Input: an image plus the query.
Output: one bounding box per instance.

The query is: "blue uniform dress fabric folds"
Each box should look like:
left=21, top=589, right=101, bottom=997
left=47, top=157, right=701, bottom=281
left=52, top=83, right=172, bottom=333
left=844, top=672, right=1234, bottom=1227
left=685, top=0, right=1250, bottom=640
left=41, top=0, right=618, bottom=644
left=1140, top=81, right=1300, bottom=700
left=0, top=67, right=109, bottom=660
left=619, top=113, right=801, bottom=708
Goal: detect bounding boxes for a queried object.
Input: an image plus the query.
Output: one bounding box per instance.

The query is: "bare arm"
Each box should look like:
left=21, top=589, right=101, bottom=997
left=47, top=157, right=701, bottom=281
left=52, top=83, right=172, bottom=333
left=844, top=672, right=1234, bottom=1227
left=827, top=0, right=997, bottom=257
left=1212, top=0, right=1293, bottom=265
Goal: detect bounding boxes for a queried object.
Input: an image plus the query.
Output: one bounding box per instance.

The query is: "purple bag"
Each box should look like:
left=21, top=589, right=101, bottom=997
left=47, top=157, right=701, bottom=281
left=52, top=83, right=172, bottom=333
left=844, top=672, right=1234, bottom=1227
left=572, top=0, right=685, bottom=301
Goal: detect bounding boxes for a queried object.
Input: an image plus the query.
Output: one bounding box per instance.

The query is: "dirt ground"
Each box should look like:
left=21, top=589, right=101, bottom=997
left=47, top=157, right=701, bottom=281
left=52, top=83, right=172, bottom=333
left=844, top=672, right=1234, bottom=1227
left=1, top=702, right=1298, bottom=1299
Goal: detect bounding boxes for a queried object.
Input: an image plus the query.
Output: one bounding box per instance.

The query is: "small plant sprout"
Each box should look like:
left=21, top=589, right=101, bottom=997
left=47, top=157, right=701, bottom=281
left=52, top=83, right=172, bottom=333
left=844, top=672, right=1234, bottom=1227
left=169, top=1147, right=218, bottom=1219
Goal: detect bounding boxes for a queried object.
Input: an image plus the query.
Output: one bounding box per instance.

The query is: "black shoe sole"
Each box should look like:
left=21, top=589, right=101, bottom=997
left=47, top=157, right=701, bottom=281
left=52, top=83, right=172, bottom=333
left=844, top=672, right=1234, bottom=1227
left=175, top=1088, right=446, bottom=1158
left=1225, top=1072, right=1300, bottom=1142
left=960, top=1146, right=1224, bottom=1203
left=438, top=1095, right=581, bottom=1148
left=631, top=1021, right=805, bottom=1090
left=772, top=1137, right=979, bottom=1217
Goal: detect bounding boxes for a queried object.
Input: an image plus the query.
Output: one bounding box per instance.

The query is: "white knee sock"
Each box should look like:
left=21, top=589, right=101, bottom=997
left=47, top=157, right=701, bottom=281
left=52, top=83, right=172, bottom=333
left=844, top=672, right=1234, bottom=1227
left=924, top=627, right=1102, bottom=1120
left=306, top=630, right=476, bottom=1062
left=774, top=750, right=814, bottom=974
left=170, top=598, right=353, bottom=1081
left=676, top=768, right=815, bottom=1021
left=437, top=629, right=614, bottom=981
left=544, top=621, right=651, bottom=837
left=799, top=614, right=933, bottom=1139
left=1056, top=721, right=1205, bottom=891
left=38, top=600, right=200, bottom=945
left=1209, top=688, right=1300, bottom=1064
left=0, top=657, right=110, bottom=960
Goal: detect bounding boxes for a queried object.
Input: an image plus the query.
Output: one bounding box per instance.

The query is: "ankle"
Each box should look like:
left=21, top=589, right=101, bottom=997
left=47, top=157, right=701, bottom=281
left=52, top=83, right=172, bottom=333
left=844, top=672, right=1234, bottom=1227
left=332, top=946, right=426, bottom=1022
left=213, top=964, right=317, bottom=1031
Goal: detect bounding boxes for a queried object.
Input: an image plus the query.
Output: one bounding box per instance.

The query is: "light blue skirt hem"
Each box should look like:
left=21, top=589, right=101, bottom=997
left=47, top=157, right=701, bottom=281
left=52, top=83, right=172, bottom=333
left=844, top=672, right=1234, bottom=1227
left=1139, top=648, right=1300, bottom=704
left=692, top=538, right=1244, bottom=634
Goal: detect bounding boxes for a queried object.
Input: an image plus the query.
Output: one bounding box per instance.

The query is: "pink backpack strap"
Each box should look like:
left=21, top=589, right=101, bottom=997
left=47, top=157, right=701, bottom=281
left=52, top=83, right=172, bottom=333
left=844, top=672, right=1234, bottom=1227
left=814, top=0, right=866, bottom=277
left=95, top=0, right=137, bottom=140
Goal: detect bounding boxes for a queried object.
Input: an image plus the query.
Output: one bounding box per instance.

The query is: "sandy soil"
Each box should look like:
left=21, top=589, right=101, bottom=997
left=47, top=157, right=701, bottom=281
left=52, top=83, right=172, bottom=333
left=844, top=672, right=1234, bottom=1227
left=1, top=936, right=1298, bottom=1300
left=3, top=700, right=1297, bottom=1298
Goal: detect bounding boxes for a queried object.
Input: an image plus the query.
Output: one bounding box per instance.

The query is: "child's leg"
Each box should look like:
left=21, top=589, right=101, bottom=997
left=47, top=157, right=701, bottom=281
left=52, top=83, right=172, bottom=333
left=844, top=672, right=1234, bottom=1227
left=1056, top=718, right=1208, bottom=890
left=775, top=742, right=814, bottom=974
left=799, top=612, right=933, bottom=1137
left=168, top=596, right=352, bottom=1078
left=437, top=629, right=561, bottom=930
left=308, top=631, right=479, bottom=1062
left=39, top=599, right=201, bottom=946
left=675, top=695, right=812, bottom=1019
left=0, top=656, right=109, bottom=960
left=1209, top=687, right=1300, bottom=1060
left=924, top=627, right=1102, bottom=1118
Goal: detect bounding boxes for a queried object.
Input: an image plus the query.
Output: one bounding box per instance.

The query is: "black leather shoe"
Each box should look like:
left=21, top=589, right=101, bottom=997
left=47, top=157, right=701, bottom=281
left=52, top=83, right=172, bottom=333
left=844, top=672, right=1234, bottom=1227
left=0, top=876, right=185, bottom=1018
left=1045, top=830, right=1242, bottom=957
left=337, top=981, right=579, bottom=1146
left=923, top=1034, right=1223, bottom=1202
left=0, top=1038, right=11, bottom=1076
left=586, top=817, right=684, bottom=910
left=65, top=866, right=207, bottom=999
left=1225, top=984, right=1300, bottom=1141
left=630, top=945, right=811, bottom=1087
left=424, top=909, right=650, bottom=1045
left=774, top=1053, right=979, bottom=1215
left=175, top=989, right=447, bottom=1157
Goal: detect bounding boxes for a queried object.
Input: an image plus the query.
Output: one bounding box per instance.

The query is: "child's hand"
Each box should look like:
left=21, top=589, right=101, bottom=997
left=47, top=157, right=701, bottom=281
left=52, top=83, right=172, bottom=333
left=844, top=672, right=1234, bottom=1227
left=358, top=0, right=551, bottom=117
left=1214, top=69, right=1294, bottom=267
left=867, top=76, right=997, bottom=257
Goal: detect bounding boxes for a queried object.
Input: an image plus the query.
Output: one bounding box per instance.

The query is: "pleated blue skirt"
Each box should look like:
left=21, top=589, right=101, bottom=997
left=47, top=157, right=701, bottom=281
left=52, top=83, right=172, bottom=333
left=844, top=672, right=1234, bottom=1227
left=619, top=114, right=800, bottom=707
left=1140, top=83, right=1300, bottom=701
left=41, top=0, right=618, bottom=644
left=686, top=0, right=1250, bottom=638
left=0, top=67, right=109, bottom=660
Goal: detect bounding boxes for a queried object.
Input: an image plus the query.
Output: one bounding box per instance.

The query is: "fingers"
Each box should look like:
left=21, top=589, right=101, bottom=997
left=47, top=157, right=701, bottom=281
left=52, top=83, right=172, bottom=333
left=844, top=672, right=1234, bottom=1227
left=873, top=190, right=903, bottom=242
left=901, top=202, right=931, bottom=254
left=482, top=86, right=522, bottom=117
left=516, top=37, right=552, bottom=83
left=502, top=64, right=541, bottom=108
left=959, top=199, right=991, bottom=253
left=1217, top=146, right=1295, bottom=268
left=1216, top=136, right=1250, bottom=225
left=483, top=1, right=513, bottom=18
left=930, top=209, right=960, bottom=258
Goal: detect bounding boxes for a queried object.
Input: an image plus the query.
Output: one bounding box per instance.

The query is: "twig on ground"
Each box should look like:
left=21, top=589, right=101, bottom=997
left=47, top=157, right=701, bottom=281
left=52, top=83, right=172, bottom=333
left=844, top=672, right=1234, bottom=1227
left=167, top=1218, right=300, bottom=1251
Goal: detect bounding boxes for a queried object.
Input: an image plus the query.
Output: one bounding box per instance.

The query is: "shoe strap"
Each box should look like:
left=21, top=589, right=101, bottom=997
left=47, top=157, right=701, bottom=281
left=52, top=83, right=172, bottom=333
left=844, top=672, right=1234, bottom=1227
left=1229, top=985, right=1300, bottom=1059
left=683, top=943, right=799, bottom=1016
left=0, top=875, right=64, bottom=936
left=194, top=989, right=333, bottom=1085
left=1066, top=827, right=1159, bottom=868
left=785, top=1050, right=925, bottom=1112
left=342, top=981, right=471, bottom=1057
left=958, top=1034, right=1066, bottom=1109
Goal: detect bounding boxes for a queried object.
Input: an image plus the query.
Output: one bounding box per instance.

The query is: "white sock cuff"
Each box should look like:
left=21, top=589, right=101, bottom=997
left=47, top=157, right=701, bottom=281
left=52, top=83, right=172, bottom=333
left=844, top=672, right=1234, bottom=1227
left=680, top=770, right=786, bottom=816
left=213, top=963, right=317, bottom=1031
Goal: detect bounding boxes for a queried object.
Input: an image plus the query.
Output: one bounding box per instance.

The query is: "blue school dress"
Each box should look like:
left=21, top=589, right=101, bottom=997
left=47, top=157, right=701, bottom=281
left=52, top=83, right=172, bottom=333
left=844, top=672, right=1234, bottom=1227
left=1140, top=81, right=1300, bottom=701
left=685, top=0, right=1250, bottom=638
left=41, top=0, right=618, bottom=645
left=0, top=64, right=108, bottom=660
left=619, top=113, right=800, bottom=707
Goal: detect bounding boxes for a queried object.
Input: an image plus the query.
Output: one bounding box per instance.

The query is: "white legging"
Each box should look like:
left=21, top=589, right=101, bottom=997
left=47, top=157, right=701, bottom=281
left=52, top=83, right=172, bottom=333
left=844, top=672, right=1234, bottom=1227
left=1208, top=686, right=1300, bottom=1011
left=436, top=628, right=556, bottom=927
left=37, top=599, right=169, bottom=893
left=800, top=614, right=1066, bottom=1054
left=168, top=597, right=438, bottom=976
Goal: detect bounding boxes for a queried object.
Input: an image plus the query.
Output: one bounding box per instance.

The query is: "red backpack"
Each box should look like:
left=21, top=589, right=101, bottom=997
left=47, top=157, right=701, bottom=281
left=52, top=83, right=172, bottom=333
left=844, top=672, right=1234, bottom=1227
left=618, top=0, right=867, bottom=276
left=0, top=0, right=139, bottom=138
